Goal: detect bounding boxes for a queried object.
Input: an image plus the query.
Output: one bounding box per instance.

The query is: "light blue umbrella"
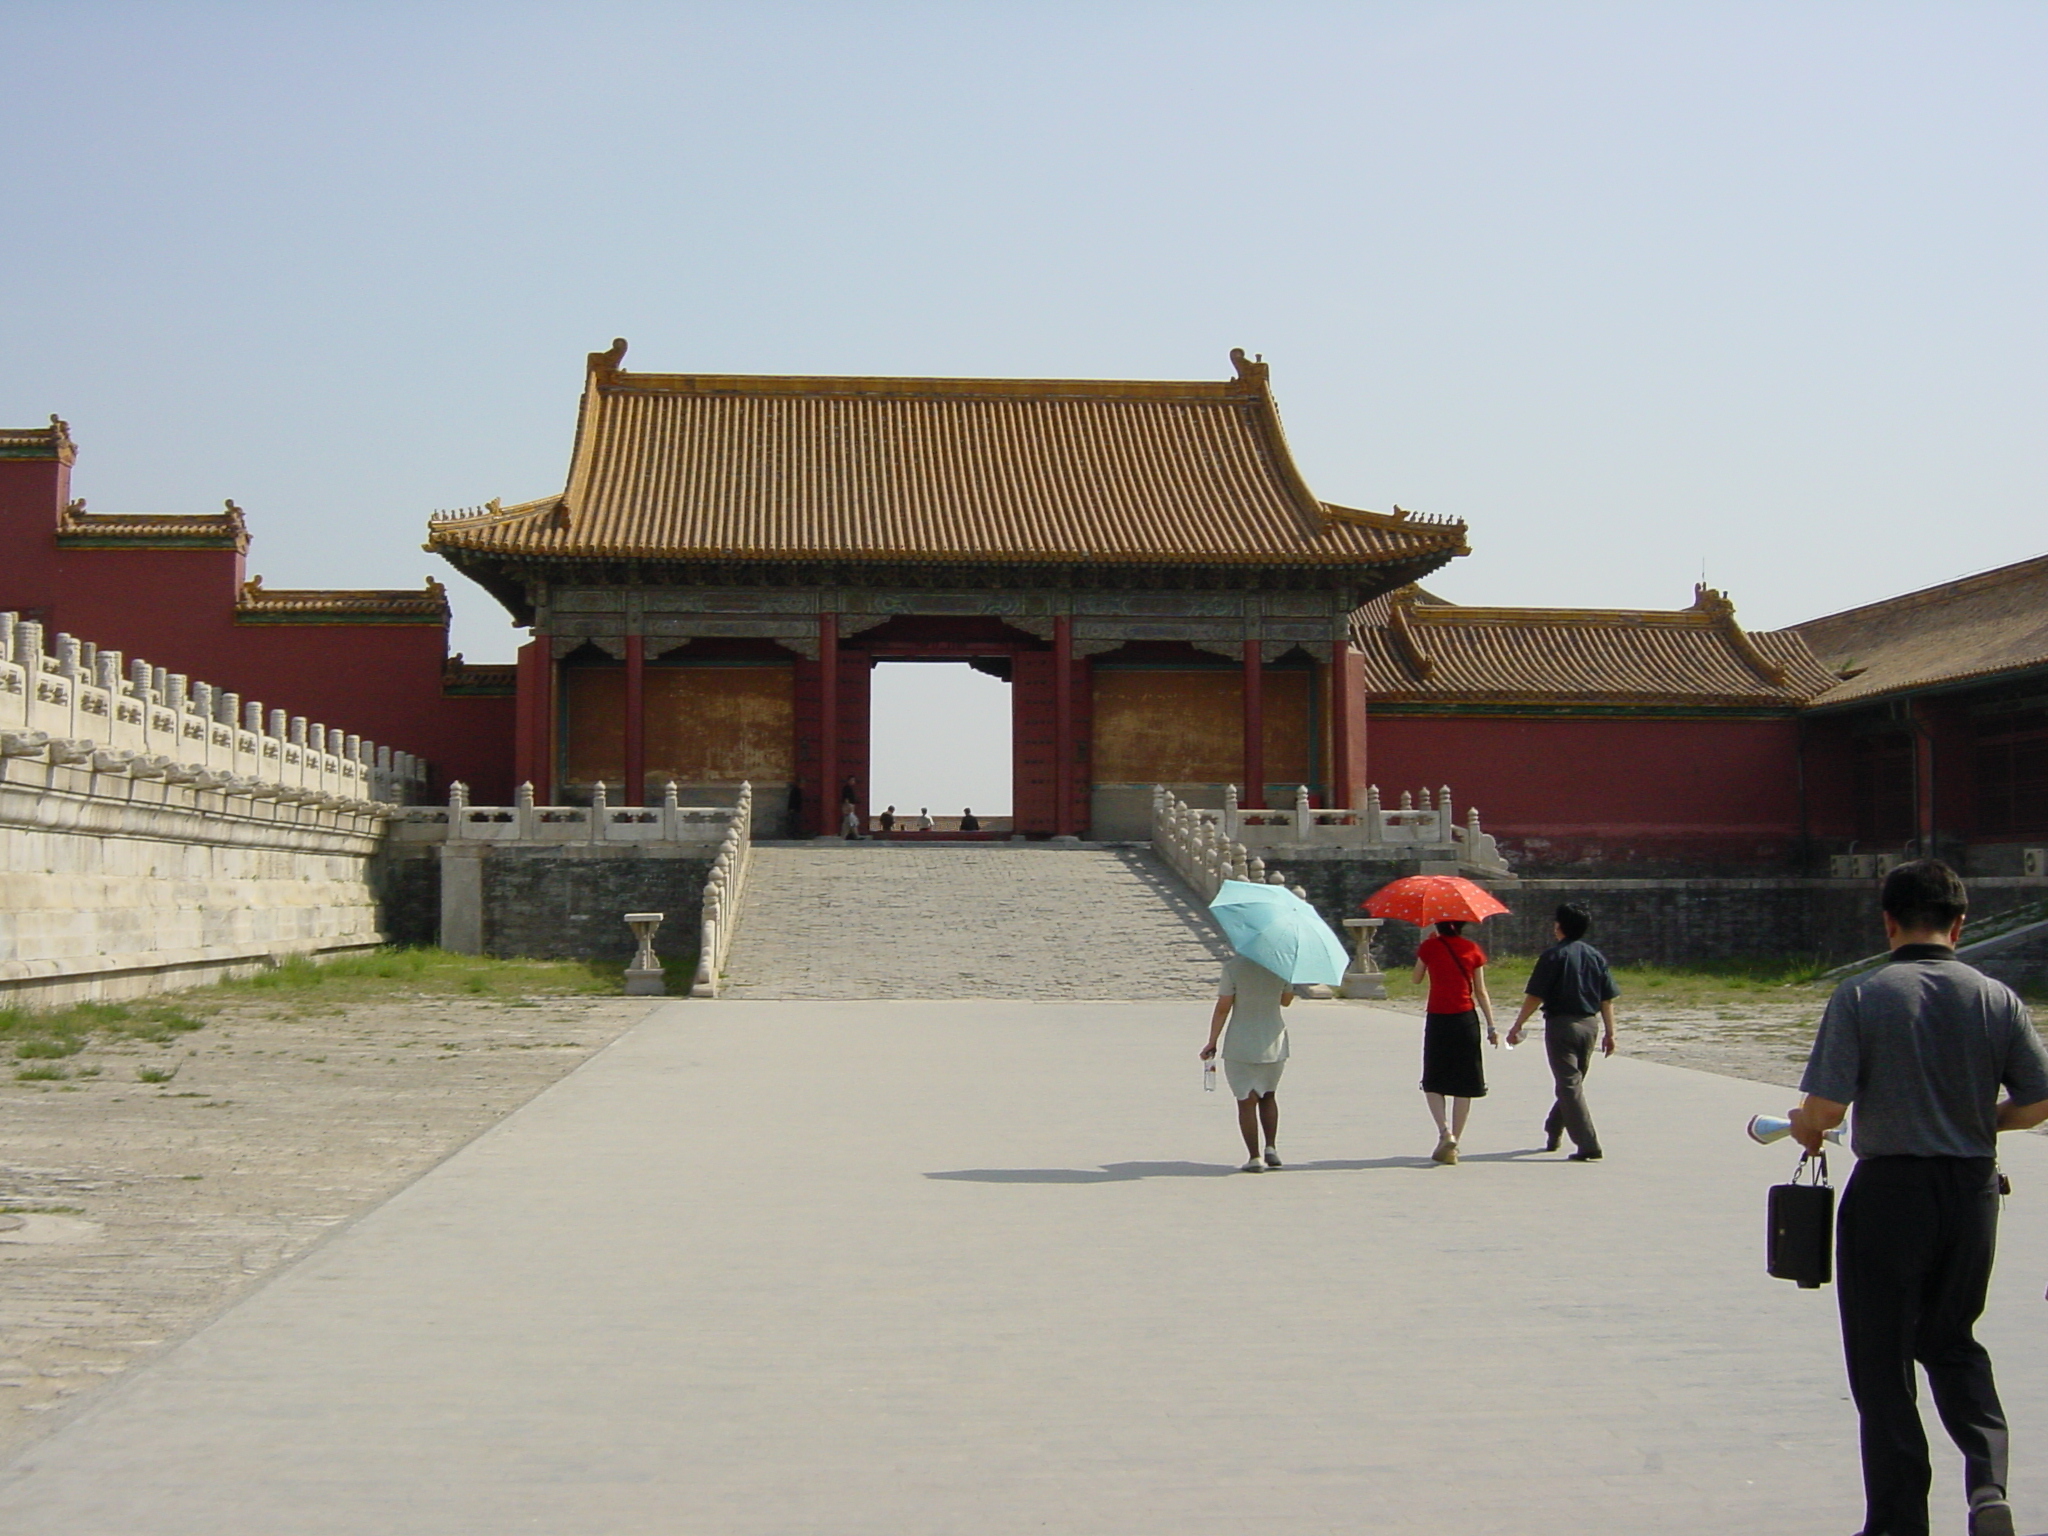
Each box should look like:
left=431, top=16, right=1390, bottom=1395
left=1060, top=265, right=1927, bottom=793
left=1208, top=880, right=1349, bottom=987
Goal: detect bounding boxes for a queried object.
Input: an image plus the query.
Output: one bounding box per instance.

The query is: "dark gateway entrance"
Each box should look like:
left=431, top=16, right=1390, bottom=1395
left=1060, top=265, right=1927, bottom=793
left=430, top=341, right=1468, bottom=839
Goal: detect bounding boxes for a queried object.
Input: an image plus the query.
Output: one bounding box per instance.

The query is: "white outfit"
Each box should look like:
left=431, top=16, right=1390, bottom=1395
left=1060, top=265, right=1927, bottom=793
left=1218, top=957, right=1290, bottom=1099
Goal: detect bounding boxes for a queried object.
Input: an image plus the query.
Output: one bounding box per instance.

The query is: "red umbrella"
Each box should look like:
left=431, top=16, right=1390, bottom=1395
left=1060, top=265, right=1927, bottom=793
left=1363, top=875, right=1510, bottom=925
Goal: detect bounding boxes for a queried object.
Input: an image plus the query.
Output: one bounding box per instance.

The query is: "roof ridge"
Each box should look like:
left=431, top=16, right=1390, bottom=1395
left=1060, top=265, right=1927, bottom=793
left=1795, top=550, right=2048, bottom=632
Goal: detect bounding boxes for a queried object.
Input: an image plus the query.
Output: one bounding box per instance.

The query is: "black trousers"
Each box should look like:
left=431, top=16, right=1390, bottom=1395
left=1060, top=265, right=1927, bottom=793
left=1837, top=1155, right=2007, bottom=1536
left=1541, top=1014, right=1600, bottom=1154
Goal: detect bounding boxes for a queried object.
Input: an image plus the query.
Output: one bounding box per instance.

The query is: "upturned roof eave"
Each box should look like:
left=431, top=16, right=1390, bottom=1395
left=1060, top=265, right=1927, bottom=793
left=1799, top=656, right=2048, bottom=714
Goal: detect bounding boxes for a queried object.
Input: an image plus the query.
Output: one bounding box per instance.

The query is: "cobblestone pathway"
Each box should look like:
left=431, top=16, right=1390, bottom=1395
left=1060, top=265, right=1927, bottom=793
left=721, top=844, right=1229, bottom=999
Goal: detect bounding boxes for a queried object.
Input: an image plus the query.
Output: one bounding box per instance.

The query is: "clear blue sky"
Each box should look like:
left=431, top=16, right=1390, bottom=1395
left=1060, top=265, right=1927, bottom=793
left=5, top=0, right=2043, bottom=686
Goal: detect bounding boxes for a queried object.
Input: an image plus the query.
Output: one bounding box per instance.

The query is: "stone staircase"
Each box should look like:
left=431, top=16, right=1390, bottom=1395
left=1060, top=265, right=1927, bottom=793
left=719, top=845, right=1229, bottom=1000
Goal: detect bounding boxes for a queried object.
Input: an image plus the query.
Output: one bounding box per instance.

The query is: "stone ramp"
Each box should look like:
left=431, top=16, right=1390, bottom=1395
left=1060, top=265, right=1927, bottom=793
left=721, top=844, right=1228, bottom=999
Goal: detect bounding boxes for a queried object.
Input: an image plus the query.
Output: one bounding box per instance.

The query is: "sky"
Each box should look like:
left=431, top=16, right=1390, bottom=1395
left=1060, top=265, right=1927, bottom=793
left=4, top=2, right=2045, bottom=809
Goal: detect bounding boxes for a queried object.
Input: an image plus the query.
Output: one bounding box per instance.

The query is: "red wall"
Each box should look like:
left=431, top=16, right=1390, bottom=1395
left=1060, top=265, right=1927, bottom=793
left=1, top=451, right=515, bottom=800
left=1366, top=714, right=1807, bottom=871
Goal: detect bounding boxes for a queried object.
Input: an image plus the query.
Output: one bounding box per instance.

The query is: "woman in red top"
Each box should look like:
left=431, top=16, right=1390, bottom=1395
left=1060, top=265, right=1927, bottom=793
left=1411, top=920, right=1498, bottom=1165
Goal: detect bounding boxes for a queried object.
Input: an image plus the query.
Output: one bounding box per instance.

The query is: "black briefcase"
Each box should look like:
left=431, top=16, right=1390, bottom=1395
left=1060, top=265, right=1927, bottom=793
left=1767, top=1150, right=1834, bottom=1289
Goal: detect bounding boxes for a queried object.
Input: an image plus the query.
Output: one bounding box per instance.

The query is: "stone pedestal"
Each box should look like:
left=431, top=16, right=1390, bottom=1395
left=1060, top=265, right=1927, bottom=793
left=623, top=911, right=667, bottom=995
left=1340, top=917, right=1386, bottom=999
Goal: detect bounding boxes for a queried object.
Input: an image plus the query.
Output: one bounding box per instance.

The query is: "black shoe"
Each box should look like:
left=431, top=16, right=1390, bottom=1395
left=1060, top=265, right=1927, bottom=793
left=1969, top=1501, right=2016, bottom=1536
left=1543, top=1128, right=1562, bottom=1153
left=1566, top=1149, right=1603, bottom=1162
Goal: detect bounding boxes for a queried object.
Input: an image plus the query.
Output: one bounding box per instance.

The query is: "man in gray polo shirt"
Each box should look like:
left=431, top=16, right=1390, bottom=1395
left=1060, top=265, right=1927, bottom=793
left=1791, top=860, right=2048, bottom=1536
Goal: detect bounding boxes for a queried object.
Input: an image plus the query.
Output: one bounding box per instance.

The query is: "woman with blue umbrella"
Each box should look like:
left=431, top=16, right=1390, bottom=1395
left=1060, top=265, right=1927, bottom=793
left=1198, top=881, right=1350, bottom=1172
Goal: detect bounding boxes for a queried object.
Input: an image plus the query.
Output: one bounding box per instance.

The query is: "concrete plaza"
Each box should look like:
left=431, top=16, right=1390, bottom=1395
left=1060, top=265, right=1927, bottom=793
left=4, top=998, right=2048, bottom=1535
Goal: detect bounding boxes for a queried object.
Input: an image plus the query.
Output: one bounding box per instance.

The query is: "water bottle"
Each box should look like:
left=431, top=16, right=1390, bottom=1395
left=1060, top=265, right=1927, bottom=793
left=1203, top=1059, right=1218, bottom=1092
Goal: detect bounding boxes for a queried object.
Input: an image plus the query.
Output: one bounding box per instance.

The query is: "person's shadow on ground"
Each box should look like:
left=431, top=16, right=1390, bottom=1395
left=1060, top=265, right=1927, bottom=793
left=925, top=1150, right=1552, bottom=1182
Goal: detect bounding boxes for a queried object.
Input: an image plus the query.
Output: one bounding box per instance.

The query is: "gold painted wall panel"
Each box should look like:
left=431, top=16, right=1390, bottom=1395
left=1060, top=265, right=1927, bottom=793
left=1093, top=671, right=1240, bottom=782
left=645, top=666, right=795, bottom=784
left=563, top=668, right=626, bottom=785
left=1264, top=670, right=1311, bottom=786
left=1091, top=669, right=1310, bottom=784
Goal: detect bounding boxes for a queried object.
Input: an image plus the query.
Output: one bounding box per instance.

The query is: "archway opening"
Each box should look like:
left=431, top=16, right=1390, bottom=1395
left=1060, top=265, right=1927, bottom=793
left=868, top=660, right=1012, bottom=833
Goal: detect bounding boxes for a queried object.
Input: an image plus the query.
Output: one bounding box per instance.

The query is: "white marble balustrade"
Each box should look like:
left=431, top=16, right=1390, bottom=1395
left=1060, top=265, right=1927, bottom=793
left=392, top=779, right=745, bottom=849
left=695, top=783, right=754, bottom=996
left=0, top=612, right=427, bottom=811
left=1166, top=782, right=1508, bottom=875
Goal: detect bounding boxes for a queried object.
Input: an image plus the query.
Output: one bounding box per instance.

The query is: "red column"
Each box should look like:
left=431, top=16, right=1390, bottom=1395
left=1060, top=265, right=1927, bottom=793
left=1242, top=639, right=1265, bottom=810
left=623, top=634, right=646, bottom=806
left=515, top=634, right=555, bottom=802
left=818, top=613, right=839, bottom=836
left=1053, top=616, right=1074, bottom=835
left=1329, top=637, right=1359, bottom=810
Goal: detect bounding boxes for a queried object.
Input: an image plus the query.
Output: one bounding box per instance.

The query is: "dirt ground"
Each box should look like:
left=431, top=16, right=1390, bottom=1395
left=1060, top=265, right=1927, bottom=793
left=0, top=990, right=652, bottom=1457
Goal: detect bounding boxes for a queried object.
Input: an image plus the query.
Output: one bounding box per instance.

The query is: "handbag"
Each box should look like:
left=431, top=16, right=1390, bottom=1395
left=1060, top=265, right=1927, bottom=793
left=1767, top=1150, right=1834, bottom=1289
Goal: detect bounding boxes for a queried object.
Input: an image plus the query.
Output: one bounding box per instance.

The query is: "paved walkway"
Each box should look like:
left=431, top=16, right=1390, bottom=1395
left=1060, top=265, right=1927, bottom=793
left=723, top=844, right=1228, bottom=998
left=8, top=998, right=2048, bottom=1534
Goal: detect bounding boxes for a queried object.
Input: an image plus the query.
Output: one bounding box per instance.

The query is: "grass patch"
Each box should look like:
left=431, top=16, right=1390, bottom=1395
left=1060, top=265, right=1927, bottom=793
left=135, top=1067, right=177, bottom=1084
left=14, top=1037, right=83, bottom=1060
left=1377, top=954, right=1834, bottom=1009
left=15, top=1064, right=68, bottom=1082
left=214, top=948, right=620, bottom=1003
left=0, top=1001, right=207, bottom=1052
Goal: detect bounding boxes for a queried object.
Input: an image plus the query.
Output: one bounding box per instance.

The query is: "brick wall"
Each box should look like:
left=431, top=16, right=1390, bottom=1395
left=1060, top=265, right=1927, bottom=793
left=1280, top=862, right=2048, bottom=972
left=376, top=845, right=710, bottom=966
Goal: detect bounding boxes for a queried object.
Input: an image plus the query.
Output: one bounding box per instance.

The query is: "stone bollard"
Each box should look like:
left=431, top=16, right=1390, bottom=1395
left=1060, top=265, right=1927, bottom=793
left=1340, top=917, right=1387, bottom=999
left=623, top=912, right=667, bottom=995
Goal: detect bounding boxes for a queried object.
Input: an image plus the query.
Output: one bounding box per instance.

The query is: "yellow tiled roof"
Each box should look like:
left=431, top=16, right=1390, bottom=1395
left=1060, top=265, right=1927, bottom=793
left=234, top=577, right=449, bottom=624
left=427, top=344, right=1468, bottom=570
left=1794, top=553, right=2048, bottom=707
left=0, top=418, right=74, bottom=463
left=1354, top=586, right=1837, bottom=707
left=55, top=498, right=248, bottom=552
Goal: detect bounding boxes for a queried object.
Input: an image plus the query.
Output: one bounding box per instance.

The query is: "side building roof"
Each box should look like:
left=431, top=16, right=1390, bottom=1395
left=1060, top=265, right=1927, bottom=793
left=1354, top=585, right=1836, bottom=712
left=428, top=342, right=1469, bottom=618
left=235, top=576, right=450, bottom=626
left=1791, top=552, right=2048, bottom=709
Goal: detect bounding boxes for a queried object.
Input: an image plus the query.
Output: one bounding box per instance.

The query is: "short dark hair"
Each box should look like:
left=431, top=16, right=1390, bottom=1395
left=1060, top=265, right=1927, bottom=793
left=1881, top=859, right=1968, bottom=933
left=1433, top=920, right=1467, bottom=937
left=1554, top=904, right=1591, bottom=942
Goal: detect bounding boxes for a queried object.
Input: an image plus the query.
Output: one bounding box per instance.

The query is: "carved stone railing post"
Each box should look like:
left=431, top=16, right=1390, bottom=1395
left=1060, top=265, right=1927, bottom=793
left=693, top=782, right=753, bottom=996
left=1365, top=785, right=1384, bottom=845
left=1223, top=783, right=1239, bottom=840
left=1294, top=783, right=1311, bottom=844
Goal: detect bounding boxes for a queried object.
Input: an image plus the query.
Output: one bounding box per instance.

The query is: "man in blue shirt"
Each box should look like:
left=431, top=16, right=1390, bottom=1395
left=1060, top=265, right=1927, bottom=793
left=1505, top=903, right=1618, bottom=1162
left=1791, top=860, right=2048, bottom=1536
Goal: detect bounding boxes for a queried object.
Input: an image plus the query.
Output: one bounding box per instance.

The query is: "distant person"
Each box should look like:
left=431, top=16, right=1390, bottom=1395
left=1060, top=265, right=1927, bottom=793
left=1790, top=860, right=2048, bottom=1536
left=1199, top=955, right=1295, bottom=1172
left=959, top=808, right=980, bottom=832
left=840, top=796, right=861, bottom=840
left=1411, top=920, right=1498, bottom=1165
left=914, top=807, right=934, bottom=831
left=1505, top=903, right=1617, bottom=1161
left=879, top=805, right=897, bottom=833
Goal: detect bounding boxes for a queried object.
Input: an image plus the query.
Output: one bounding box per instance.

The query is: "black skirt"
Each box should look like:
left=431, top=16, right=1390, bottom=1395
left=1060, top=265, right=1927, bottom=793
left=1421, top=1010, right=1488, bottom=1098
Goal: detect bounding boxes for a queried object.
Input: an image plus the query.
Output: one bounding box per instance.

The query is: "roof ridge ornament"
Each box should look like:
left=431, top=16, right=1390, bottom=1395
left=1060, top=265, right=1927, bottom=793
left=1691, top=582, right=1787, bottom=686
left=588, top=337, right=628, bottom=383
left=1228, top=347, right=1269, bottom=387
